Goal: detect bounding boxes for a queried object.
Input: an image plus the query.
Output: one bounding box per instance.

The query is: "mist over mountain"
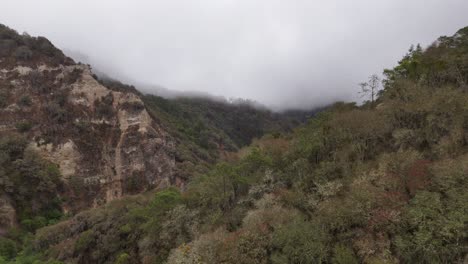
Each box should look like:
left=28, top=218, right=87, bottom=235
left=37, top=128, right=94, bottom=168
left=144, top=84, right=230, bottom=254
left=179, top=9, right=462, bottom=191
left=1, top=1, right=468, bottom=263
left=2, top=22, right=468, bottom=263
left=4, top=0, right=468, bottom=110
left=64, top=48, right=277, bottom=111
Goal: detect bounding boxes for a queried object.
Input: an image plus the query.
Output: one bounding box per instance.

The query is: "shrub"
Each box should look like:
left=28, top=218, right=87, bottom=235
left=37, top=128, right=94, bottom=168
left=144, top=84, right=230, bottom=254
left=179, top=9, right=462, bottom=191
left=45, top=101, right=67, bottom=123
left=0, top=91, right=8, bottom=108
left=114, top=252, right=130, bottom=264
left=271, top=219, right=330, bottom=264
left=16, top=120, right=32, bottom=132
left=14, top=45, right=33, bottom=60
left=332, top=245, right=358, bottom=264
left=18, top=95, right=32, bottom=107
left=0, top=133, right=28, bottom=160
left=36, top=36, right=56, bottom=57
left=394, top=190, right=466, bottom=262
left=0, top=237, right=17, bottom=260
left=95, top=94, right=114, bottom=118
left=21, top=216, right=48, bottom=232
left=0, top=39, right=17, bottom=57
left=75, top=230, right=94, bottom=252
left=121, top=101, right=144, bottom=113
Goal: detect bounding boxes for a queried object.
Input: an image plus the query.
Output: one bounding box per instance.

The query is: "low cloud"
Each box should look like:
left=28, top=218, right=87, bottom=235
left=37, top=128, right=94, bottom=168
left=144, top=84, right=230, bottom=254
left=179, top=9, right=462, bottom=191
left=3, top=0, right=468, bottom=110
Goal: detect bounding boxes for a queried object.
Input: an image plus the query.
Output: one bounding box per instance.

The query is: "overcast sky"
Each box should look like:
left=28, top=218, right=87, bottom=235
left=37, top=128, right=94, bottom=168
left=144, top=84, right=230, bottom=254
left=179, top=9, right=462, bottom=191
left=3, top=0, right=468, bottom=110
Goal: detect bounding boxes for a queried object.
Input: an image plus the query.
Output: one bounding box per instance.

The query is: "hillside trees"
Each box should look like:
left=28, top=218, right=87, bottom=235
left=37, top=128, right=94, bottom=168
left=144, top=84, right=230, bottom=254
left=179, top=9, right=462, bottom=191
left=5, top=25, right=468, bottom=264
left=0, top=134, right=64, bottom=261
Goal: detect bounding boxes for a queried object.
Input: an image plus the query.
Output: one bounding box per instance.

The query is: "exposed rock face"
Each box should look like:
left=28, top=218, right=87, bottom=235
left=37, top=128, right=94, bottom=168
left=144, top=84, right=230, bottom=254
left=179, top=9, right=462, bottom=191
left=0, top=62, right=176, bottom=212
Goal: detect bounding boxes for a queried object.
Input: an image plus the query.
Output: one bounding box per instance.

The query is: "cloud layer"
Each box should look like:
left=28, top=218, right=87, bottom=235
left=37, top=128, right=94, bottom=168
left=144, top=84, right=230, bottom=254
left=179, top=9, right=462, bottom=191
left=3, top=0, right=468, bottom=109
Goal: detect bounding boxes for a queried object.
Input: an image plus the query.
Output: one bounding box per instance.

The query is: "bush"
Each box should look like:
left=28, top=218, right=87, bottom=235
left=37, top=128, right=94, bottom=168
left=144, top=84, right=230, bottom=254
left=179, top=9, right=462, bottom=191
left=0, top=237, right=17, bottom=260
left=0, top=134, right=63, bottom=235
left=16, top=120, right=32, bottom=132
left=0, top=91, right=8, bottom=108
left=271, top=219, right=330, bottom=264
left=21, top=216, right=48, bottom=232
left=45, top=101, right=67, bottom=123
left=14, top=45, right=33, bottom=60
left=18, top=95, right=32, bottom=107
left=0, top=133, right=28, bottom=160
left=394, top=190, right=466, bottom=262
left=75, top=230, right=94, bottom=252
left=95, top=94, right=114, bottom=118
left=332, top=245, right=358, bottom=264
left=121, top=101, right=144, bottom=113
left=0, top=39, right=17, bottom=57
left=114, top=252, right=131, bottom=264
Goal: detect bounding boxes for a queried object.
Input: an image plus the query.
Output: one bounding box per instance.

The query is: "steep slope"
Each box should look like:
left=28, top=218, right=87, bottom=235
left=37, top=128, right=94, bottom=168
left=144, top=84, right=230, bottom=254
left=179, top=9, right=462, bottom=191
left=142, top=94, right=318, bottom=180
left=18, top=26, right=468, bottom=264
left=0, top=23, right=317, bottom=237
left=0, top=24, right=176, bottom=219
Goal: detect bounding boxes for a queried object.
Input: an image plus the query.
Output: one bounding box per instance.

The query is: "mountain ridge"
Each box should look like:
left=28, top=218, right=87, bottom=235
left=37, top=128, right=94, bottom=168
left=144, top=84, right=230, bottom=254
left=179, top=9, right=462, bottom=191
left=0, top=23, right=317, bottom=229
left=1, top=23, right=467, bottom=263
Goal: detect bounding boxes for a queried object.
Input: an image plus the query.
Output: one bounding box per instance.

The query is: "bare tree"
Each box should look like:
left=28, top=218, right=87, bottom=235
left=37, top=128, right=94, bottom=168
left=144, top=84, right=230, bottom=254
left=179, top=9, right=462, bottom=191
left=359, top=74, right=381, bottom=103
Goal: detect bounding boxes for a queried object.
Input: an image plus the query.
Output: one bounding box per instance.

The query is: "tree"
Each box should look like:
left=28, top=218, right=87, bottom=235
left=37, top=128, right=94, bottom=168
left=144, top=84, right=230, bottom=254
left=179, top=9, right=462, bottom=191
left=359, top=74, right=381, bottom=103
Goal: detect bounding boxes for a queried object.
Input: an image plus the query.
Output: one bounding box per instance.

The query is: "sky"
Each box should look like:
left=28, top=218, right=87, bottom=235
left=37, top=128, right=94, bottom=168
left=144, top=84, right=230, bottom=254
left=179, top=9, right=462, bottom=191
left=2, top=0, right=468, bottom=110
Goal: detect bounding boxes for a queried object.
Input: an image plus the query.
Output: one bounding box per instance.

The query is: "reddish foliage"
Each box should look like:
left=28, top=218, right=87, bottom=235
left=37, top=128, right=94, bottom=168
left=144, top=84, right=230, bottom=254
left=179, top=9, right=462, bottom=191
left=367, top=207, right=400, bottom=231
left=223, top=229, right=245, bottom=248
left=272, top=188, right=288, bottom=198
left=406, top=160, right=431, bottom=196
left=368, top=190, right=407, bottom=230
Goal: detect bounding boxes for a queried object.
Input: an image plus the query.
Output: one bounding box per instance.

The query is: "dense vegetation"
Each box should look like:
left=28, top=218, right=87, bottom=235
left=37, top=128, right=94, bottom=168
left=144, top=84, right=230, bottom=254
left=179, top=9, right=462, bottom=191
left=143, top=95, right=317, bottom=179
left=92, top=67, right=318, bottom=180
left=0, top=24, right=72, bottom=67
left=0, top=134, right=64, bottom=263
left=1, top=25, right=468, bottom=263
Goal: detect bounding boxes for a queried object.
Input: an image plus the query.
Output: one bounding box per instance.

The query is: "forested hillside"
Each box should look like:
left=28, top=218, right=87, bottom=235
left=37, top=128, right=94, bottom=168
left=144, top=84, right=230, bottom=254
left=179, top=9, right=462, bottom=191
left=1, top=26, right=468, bottom=263
left=0, top=23, right=316, bottom=263
left=92, top=75, right=318, bottom=181
left=142, top=95, right=318, bottom=180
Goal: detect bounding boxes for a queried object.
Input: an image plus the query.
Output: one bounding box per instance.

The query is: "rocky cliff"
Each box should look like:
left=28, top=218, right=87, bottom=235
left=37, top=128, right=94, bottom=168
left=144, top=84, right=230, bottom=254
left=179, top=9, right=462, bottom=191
left=0, top=24, right=315, bottom=229
left=0, top=25, right=175, bottom=215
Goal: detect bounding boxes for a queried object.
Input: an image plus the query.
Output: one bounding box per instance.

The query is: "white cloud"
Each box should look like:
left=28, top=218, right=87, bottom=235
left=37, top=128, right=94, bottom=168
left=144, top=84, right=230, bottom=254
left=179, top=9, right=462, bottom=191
left=2, top=0, right=468, bottom=109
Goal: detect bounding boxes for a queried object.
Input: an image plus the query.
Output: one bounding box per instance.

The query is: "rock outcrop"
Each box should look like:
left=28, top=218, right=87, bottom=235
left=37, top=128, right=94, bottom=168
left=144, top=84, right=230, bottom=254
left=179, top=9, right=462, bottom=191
left=0, top=60, right=175, bottom=212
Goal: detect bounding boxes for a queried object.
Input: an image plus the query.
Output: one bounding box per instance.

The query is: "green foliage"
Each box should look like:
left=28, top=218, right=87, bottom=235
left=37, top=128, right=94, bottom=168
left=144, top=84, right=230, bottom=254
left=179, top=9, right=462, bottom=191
left=7, top=24, right=468, bottom=264
left=74, top=230, right=94, bottom=252
left=0, top=135, right=62, bottom=223
left=18, top=95, right=32, bottom=107
left=14, top=46, right=33, bottom=60
left=271, top=218, right=330, bottom=264
left=31, top=188, right=185, bottom=263
left=0, top=91, right=8, bottom=108
left=114, top=252, right=130, bottom=264
left=0, top=238, right=17, bottom=261
left=185, top=147, right=271, bottom=228
left=148, top=187, right=183, bottom=217
left=0, top=134, right=64, bottom=261
left=21, top=216, right=48, bottom=232
left=394, top=156, right=468, bottom=263
left=332, top=244, right=359, bottom=264
left=143, top=94, right=317, bottom=174
left=0, top=23, right=70, bottom=65
left=15, top=121, right=32, bottom=133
